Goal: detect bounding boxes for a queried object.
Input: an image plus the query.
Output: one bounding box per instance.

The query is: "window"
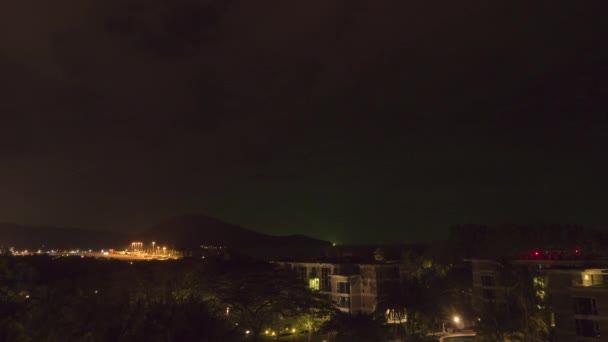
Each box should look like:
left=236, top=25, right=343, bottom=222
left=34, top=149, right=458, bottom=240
left=482, top=289, right=496, bottom=300
left=337, top=297, right=350, bottom=309
left=321, top=267, right=331, bottom=291
left=296, top=266, right=307, bottom=280
left=575, top=319, right=600, bottom=337
left=574, top=298, right=598, bottom=315
left=309, top=267, right=318, bottom=279
left=309, top=278, right=320, bottom=291
left=386, top=309, right=406, bottom=323
left=481, top=275, right=495, bottom=286
left=338, top=282, right=350, bottom=294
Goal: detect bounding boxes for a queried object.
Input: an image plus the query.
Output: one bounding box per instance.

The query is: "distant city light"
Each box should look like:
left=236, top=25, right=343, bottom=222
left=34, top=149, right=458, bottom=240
left=453, top=315, right=460, bottom=323
left=245, top=330, right=250, bottom=335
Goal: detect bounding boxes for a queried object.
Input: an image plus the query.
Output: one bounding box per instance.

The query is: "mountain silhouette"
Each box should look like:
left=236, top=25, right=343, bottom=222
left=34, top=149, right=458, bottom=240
left=142, top=214, right=332, bottom=257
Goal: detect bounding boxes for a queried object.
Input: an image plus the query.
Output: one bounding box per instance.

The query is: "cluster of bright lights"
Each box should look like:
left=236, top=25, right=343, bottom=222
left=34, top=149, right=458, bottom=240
left=263, top=327, right=296, bottom=336
left=7, top=243, right=176, bottom=259
left=264, top=329, right=277, bottom=336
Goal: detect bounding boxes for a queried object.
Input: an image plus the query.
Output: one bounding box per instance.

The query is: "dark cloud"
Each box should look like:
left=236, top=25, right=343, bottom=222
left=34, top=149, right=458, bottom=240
left=0, top=0, right=607, bottom=242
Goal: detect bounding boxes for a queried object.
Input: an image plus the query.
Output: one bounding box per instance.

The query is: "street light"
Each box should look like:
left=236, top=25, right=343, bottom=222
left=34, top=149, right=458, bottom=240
left=453, top=315, right=460, bottom=323
left=152, top=241, right=155, bottom=255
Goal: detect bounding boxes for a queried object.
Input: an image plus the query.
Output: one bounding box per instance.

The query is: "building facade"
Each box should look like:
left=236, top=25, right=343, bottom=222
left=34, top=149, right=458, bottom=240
left=471, top=259, right=608, bottom=341
left=276, top=261, right=401, bottom=315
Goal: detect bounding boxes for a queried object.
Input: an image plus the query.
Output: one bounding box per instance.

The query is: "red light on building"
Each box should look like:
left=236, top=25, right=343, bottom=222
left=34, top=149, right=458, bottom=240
left=534, top=251, right=540, bottom=256
left=575, top=249, right=580, bottom=254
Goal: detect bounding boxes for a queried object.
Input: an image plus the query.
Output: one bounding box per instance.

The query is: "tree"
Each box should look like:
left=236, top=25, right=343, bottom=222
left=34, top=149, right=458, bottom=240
left=476, top=261, right=550, bottom=342
left=321, top=313, right=386, bottom=342
left=209, top=261, right=333, bottom=341
left=378, top=251, right=455, bottom=339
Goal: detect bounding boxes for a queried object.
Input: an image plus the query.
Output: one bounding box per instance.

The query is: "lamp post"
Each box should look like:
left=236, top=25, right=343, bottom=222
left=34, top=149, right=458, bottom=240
left=152, top=241, right=155, bottom=255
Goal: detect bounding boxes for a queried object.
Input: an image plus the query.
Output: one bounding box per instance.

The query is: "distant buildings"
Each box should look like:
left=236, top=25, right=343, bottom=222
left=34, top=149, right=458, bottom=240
left=471, top=256, right=608, bottom=341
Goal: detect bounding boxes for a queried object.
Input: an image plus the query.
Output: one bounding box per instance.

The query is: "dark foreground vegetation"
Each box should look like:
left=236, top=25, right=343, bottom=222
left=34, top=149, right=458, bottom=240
left=1, top=242, right=559, bottom=341
left=0, top=255, right=335, bottom=342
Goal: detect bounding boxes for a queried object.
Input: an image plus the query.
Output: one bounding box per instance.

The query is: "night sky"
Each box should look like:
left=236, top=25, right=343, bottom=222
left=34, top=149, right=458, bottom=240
left=1, top=0, right=607, bottom=243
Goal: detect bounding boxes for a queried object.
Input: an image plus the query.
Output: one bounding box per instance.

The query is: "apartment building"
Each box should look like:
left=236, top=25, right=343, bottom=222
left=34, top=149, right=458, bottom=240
left=471, top=258, right=608, bottom=341
left=276, top=261, right=401, bottom=315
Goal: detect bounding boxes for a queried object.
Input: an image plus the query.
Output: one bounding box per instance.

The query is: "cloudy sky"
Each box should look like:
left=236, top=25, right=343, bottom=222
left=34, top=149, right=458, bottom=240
left=1, top=0, right=607, bottom=243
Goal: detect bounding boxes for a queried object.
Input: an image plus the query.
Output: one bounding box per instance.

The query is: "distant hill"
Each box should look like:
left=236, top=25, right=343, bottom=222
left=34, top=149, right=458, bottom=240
left=0, top=223, right=130, bottom=250
left=142, top=214, right=332, bottom=258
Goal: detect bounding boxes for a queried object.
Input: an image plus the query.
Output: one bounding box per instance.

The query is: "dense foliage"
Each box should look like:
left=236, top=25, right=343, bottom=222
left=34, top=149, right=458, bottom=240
left=0, top=255, right=332, bottom=342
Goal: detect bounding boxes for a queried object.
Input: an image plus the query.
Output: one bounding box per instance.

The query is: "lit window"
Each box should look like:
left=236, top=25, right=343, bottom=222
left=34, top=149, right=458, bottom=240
left=309, top=278, right=320, bottom=291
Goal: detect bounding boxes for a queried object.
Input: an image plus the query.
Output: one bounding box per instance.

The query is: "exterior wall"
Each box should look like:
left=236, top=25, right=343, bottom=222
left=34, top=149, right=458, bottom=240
left=329, top=274, right=357, bottom=313
left=557, top=270, right=608, bottom=342
left=471, top=259, right=608, bottom=341
left=358, top=264, right=400, bottom=314
left=471, top=260, right=508, bottom=305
